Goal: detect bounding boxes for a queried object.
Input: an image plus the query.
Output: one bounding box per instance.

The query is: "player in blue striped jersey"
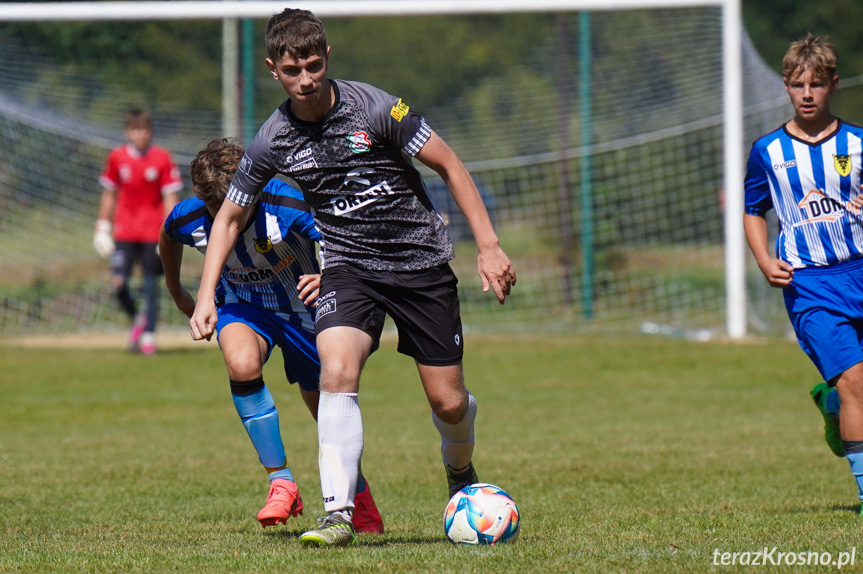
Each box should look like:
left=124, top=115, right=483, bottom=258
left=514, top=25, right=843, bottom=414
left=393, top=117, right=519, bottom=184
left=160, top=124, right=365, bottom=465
left=744, top=34, right=863, bottom=513
left=159, top=138, right=383, bottom=533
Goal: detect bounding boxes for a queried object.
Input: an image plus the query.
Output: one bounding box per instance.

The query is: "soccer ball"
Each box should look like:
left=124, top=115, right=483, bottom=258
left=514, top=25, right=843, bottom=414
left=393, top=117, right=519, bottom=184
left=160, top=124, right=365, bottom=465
left=443, top=483, right=520, bottom=545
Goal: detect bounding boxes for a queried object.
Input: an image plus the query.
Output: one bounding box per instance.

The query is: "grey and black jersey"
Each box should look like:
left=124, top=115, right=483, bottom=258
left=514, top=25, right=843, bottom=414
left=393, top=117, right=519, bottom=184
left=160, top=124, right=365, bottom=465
left=228, top=80, right=455, bottom=272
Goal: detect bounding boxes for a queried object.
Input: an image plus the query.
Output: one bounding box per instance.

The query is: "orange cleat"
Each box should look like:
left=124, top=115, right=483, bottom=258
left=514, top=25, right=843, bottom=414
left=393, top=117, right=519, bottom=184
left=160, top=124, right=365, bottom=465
left=352, top=482, right=384, bottom=534
left=256, top=478, right=304, bottom=528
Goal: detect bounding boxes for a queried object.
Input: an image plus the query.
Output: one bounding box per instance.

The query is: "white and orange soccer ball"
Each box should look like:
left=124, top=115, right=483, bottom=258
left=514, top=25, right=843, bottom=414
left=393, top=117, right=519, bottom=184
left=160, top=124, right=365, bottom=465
left=443, top=483, right=520, bottom=545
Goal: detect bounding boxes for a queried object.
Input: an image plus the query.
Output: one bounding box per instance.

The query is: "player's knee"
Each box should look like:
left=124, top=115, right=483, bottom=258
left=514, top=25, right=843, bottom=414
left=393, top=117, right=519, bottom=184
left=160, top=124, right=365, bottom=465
left=430, top=392, right=469, bottom=424
left=225, top=352, right=264, bottom=382
left=319, top=359, right=361, bottom=393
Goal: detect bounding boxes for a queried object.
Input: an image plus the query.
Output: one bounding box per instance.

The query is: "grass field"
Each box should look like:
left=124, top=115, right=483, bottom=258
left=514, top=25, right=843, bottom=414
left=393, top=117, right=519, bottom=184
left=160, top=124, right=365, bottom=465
left=1, top=334, right=861, bottom=573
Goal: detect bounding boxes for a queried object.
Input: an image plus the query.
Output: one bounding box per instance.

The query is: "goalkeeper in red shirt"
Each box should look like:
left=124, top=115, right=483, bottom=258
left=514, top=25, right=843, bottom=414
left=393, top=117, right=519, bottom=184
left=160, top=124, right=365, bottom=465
left=93, top=109, right=182, bottom=355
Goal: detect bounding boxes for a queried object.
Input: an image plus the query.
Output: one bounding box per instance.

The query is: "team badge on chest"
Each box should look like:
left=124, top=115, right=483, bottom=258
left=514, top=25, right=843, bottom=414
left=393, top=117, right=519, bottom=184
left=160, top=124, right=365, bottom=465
left=347, top=131, right=371, bottom=154
left=834, top=154, right=852, bottom=177
left=254, top=236, right=273, bottom=253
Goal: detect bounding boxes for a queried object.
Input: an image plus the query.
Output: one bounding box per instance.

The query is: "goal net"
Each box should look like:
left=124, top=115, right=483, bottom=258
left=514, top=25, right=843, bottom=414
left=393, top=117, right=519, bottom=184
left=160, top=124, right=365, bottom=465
left=0, top=3, right=796, bottom=338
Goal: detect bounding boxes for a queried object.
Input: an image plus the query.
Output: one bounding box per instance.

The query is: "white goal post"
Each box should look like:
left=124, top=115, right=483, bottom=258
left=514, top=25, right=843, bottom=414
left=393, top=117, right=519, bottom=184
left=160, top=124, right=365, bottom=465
left=0, top=0, right=746, bottom=339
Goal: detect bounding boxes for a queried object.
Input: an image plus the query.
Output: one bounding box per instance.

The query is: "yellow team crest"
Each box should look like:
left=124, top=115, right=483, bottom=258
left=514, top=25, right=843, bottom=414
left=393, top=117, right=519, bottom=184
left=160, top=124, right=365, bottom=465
left=834, top=154, right=852, bottom=177
left=253, top=237, right=273, bottom=254
left=390, top=99, right=410, bottom=122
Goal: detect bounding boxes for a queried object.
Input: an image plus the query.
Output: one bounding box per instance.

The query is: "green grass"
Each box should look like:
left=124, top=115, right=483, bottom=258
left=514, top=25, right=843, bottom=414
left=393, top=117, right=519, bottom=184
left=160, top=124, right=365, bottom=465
left=0, top=335, right=860, bottom=573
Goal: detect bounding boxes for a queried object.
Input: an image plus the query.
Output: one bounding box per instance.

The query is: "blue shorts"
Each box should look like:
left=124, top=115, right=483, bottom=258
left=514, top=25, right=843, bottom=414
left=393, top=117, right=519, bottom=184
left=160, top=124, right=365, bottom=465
left=216, top=302, right=320, bottom=391
left=784, top=257, right=863, bottom=382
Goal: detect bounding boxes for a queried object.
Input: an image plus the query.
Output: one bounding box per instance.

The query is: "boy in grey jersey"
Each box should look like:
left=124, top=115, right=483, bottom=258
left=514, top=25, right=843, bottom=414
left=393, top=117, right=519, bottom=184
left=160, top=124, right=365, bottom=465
left=190, top=8, right=516, bottom=547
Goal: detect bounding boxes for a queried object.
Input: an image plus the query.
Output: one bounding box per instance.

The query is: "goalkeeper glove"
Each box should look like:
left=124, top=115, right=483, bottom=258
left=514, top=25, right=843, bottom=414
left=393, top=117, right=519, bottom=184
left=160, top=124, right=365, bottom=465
left=93, top=219, right=115, bottom=260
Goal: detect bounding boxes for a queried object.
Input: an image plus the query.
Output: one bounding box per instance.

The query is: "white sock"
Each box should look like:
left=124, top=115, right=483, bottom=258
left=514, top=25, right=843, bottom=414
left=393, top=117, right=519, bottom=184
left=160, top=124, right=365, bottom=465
left=432, top=392, right=477, bottom=470
left=318, top=392, right=363, bottom=514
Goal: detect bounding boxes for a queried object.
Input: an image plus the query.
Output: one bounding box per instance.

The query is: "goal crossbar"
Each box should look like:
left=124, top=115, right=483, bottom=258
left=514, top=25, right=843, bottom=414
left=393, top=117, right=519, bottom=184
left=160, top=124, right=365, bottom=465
left=0, top=0, right=747, bottom=339
left=3, top=1, right=733, bottom=22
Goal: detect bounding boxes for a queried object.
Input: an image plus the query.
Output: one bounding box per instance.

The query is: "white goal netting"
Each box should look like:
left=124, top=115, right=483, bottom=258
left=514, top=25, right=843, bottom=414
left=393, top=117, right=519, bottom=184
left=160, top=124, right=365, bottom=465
left=0, top=7, right=799, bottom=337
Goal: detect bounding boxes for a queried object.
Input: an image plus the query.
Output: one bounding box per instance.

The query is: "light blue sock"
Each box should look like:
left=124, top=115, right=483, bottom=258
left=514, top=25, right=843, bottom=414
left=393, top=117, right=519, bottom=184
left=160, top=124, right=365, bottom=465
left=268, top=468, right=294, bottom=482
left=846, top=452, right=863, bottom=501
left=825, top=388, right=841, bottom=417
left=231, top=383, right=287, bottom=470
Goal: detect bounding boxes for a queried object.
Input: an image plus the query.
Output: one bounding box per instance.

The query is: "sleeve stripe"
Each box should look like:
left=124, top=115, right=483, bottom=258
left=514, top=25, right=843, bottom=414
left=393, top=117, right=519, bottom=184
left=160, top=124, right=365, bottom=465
left=403, top=118, right=431, bottom=157
left=227, top=184, right=256, bottom=207
left=98, top=175, right=118, bottom=191
left=161, top=181, right=184, bottom=195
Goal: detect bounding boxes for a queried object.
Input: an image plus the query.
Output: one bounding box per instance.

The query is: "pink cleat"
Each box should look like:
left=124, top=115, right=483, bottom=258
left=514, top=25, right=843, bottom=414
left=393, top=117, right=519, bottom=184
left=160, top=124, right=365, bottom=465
left=127, top=315, right=147, bottom=352
left=257, top=478, right=304, bottom=528
left=139, top=332, right=156, bottom=356
left=353, top=482, right=384, bottom=534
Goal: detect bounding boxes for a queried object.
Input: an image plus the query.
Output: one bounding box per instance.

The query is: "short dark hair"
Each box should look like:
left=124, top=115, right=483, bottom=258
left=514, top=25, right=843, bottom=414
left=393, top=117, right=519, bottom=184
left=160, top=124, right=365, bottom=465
left=265, top=8, right=327, bottom=61
left=124, top=109, right=151, bottom=130
left=189, top=138, right=245, bottom=215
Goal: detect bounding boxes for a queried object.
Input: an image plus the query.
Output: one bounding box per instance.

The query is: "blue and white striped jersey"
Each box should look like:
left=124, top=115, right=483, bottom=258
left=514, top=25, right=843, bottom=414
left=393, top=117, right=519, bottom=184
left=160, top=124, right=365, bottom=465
left=164, top=179, right=321, bottom=327
left=745, top=120, right=863, bottom=268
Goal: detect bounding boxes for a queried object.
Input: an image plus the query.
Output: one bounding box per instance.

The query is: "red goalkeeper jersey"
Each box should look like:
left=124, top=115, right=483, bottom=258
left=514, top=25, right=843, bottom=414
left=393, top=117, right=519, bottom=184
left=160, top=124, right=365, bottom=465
left=99, top=143, right=183, bottom=242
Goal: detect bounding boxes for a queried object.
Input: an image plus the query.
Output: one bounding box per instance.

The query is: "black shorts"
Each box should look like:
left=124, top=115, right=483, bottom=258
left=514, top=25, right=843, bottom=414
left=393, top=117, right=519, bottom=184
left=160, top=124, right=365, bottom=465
left=111, top=241, right=164, bottom=278
left=314, top=263, right=464, bottom=366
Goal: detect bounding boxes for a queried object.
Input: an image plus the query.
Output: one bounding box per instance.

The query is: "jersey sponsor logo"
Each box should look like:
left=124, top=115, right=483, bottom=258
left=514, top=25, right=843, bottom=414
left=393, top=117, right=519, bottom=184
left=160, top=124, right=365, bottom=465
left=330, top=181, right=394, bottom=215
left=285, top=148, right=313, bottom=164
left=794, top=189, right=847, bottom=226
left=315, top=297, right=336, bottom=322
left=390, top=99, right=410, bottom=122
left=226, top=255, right=296, bottom=284
left=289, top=157, right=318, bottom=173
left=344, top=167, right=374, bottom=187
left=773, top=160, right=797, bottom=171
left=347, top=131, right=371, bottom=154
left=227, top=266, right=277, bottom=284
left=239, top=155, right=253, bottom=175
left=254, top=236, right=273, bottom=253
left=834, top=154, right=852, bottom=177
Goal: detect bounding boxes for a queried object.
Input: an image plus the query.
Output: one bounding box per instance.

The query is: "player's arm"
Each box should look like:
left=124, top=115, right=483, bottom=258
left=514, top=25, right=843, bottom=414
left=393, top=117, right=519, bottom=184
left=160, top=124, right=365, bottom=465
left=743, top=145, right=792, bottom=288
left=415, top=130, right=515, bottom=304
left=190, top=199, right=250, bottom=340
left=93, top=188, right=116, bottom=259
left=743, top=212, right=793, bottom=288
left=158, top=226, right=196, bottom=318
left=160, top=153, right=183, bottom=220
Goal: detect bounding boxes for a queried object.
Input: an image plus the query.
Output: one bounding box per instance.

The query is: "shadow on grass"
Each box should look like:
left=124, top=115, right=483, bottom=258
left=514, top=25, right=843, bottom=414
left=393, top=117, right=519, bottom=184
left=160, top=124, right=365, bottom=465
left=262, top=529, right=304, bottom=541
left=352, top=535, right=445, bottom=547
left=828, top=504, right=862, bottom=514
left=261, top=529, right=444, bottom=546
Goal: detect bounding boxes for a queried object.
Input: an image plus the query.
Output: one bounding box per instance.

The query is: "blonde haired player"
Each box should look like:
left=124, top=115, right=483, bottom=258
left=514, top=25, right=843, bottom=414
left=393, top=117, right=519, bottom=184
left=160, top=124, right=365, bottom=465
left=744, top=34, right=863, bottom=512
